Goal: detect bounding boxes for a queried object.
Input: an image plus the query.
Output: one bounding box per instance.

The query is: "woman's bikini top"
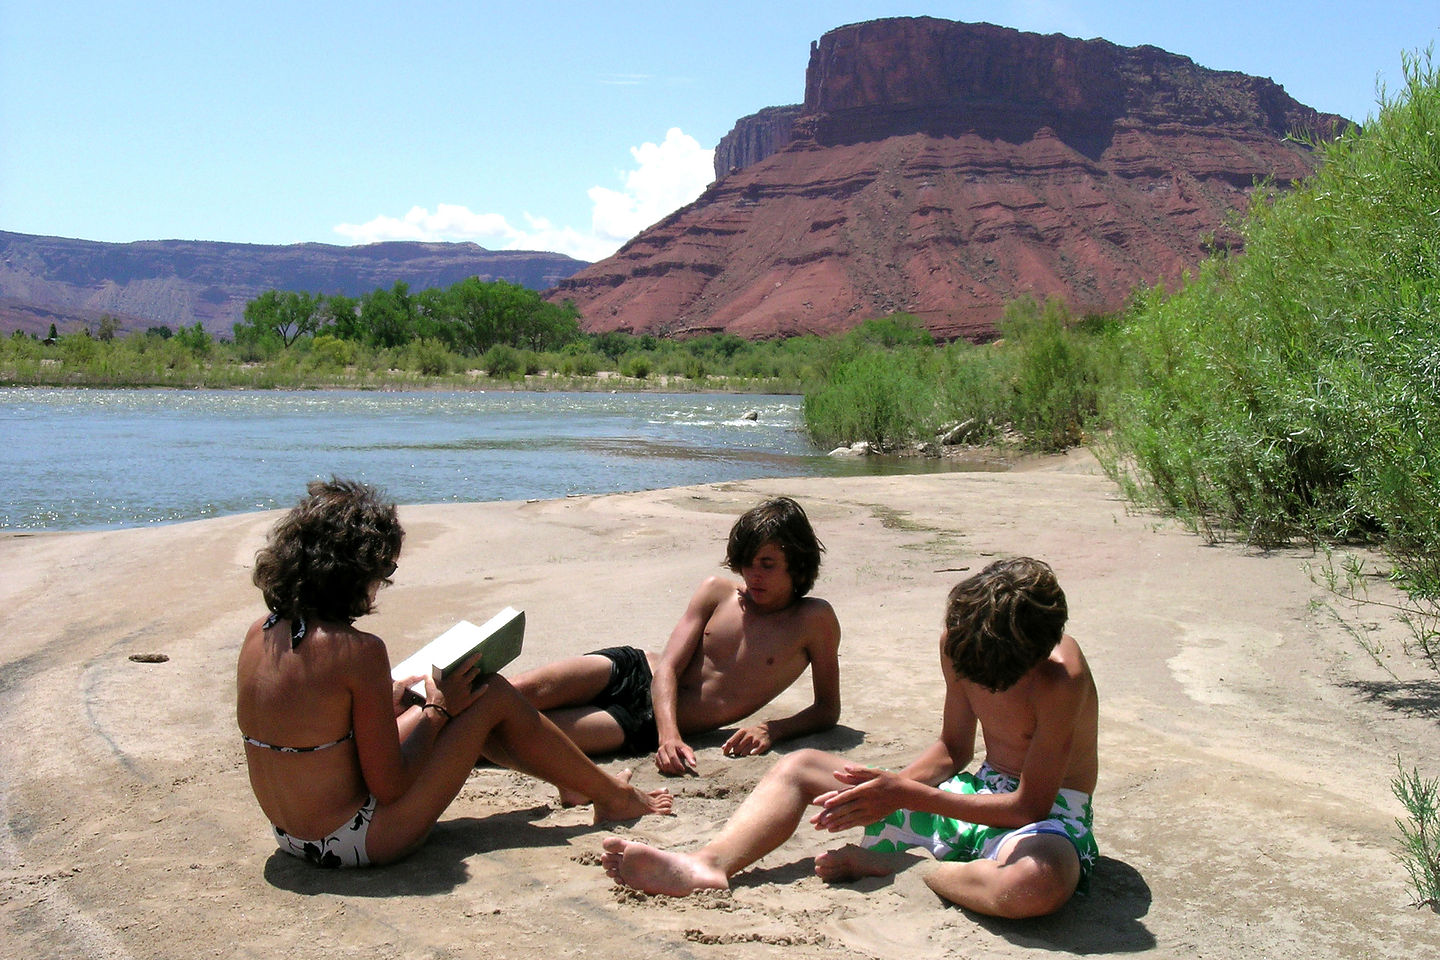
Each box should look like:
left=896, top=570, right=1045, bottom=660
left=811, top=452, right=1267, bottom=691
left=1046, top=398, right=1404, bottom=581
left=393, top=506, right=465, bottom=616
left=264, top=610, right=308, bottom=647
left=241, top=611, right=354, bottom=753
left=242, top=730, right=355, bottom=753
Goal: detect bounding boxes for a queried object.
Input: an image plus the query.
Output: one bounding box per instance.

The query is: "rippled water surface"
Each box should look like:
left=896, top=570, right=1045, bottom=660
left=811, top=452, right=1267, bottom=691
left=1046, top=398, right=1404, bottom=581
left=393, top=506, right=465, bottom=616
left=1, top=388, right=981, bottom=531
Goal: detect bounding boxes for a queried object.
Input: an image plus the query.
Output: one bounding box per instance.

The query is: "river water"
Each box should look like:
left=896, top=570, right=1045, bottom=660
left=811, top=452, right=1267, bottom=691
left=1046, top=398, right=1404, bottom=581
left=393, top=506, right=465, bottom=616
left=1, top=388, right=983, bottom=532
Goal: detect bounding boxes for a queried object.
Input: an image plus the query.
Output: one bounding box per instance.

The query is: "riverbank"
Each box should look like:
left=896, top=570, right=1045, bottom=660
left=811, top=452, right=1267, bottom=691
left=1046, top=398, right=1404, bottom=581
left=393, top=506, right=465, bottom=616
left=0, top=360, right=801, bottom=394
left=1, top=454, right=1432, bottom=958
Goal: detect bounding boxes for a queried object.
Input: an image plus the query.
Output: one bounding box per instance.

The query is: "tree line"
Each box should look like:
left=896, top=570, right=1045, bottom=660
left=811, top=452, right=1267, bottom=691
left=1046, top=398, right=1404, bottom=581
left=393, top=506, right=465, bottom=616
left=233, top=277, right=583, bottom=355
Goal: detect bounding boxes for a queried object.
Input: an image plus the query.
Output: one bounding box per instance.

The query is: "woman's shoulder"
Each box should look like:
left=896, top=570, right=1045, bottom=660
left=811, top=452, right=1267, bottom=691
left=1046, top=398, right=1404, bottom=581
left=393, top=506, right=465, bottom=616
left=310, top=620, right=387, bottom=654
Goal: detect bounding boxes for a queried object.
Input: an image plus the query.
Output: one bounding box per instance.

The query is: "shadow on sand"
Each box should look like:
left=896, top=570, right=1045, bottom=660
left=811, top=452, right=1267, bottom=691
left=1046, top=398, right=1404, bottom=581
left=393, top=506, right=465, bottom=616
left=1342, top=678, right=1440, bottom=723
left=263, top=803, right=607, bottom=897
left=965, top=855, right=1155, bottom=954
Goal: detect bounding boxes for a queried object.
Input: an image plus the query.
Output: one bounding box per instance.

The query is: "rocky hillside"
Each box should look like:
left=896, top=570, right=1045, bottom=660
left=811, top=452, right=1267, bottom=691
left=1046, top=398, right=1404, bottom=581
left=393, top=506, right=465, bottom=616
left=0, top=231, right=586, bottom=337
left=556, top=17, right=1351, bottom=340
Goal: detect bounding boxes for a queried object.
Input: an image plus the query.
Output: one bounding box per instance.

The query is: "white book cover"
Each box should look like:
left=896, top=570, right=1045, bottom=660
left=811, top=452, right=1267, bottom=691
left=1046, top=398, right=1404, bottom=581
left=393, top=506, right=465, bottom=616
left=391, top=606, right=525, bottom=699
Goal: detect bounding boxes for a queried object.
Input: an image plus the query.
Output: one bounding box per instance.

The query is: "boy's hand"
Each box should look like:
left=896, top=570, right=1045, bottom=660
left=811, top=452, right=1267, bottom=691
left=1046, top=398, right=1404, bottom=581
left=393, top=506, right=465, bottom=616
left=722, top=723, right=773, bottom=757
left=654, top=738, right=698, bottom=775
left=808, top=765, right=906, bottom=832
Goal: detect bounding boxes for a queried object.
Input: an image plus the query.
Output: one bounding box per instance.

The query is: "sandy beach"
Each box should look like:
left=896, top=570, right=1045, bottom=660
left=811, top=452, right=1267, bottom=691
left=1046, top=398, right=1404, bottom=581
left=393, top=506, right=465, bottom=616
left=1, top=451, right=1433, bottom=958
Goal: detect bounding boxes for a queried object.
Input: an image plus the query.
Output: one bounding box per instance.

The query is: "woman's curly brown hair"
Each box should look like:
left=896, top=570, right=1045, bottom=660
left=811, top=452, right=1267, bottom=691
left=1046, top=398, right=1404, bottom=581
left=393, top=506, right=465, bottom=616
left=724, top=496, right=825, bottom=597
left=252, top=478, right=404, bottom=623
left=943, top=557, right=1067, bottom=692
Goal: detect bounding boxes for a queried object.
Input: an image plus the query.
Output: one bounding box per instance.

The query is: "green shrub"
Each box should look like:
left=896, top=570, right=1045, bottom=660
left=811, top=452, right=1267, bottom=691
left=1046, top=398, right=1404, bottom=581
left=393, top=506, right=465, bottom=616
left=803, top=347, right=937, bottom=448
left=619, top=351, right=653, bottom=379
left=1393, top=760, right=1440, bottom=910
left=1102, top=49, right=1440, bottom=560
left=557, top=350, right=603, bottom=376
left=480, top=343, right=522, bottom=377
left=402, top=338, right=453, bottom=377
left=58, top=332, right=99, bottom=365
left=846, top=313, right=935, bottom=349
left=310, top=333, right=357, bottom=370
left=998, top=297, right=1111, bottom=451
left=2, top=332, right=42, bottom=365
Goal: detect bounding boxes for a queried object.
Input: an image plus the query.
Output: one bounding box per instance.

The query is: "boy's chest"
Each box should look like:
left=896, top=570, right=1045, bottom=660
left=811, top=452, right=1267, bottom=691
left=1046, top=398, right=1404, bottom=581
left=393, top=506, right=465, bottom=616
left=700, top=601, right=805, bottom=667
left=966, top=681, right=1039, bottom=741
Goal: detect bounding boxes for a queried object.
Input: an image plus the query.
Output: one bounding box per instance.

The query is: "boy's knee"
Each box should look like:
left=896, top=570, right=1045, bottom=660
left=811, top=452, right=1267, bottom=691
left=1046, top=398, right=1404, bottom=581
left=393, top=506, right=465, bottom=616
left=1001, top=863, right=1075, bottom=917
left=772, top=748, right=820, bottom=774
left=992, top=840, right=1080, bottom=917
left=924, top=841, right=1079, bottom=919
left=768, top=748, right=839, bottom=790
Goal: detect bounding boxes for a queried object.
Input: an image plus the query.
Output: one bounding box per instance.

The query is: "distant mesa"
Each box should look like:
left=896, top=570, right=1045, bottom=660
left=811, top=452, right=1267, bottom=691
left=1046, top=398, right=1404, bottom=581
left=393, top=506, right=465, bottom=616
left=0, top=232, right=587, bottom=337
left=3, top=17, right=1352, bottom=345
left=555, top=16, right=1352, bottom=341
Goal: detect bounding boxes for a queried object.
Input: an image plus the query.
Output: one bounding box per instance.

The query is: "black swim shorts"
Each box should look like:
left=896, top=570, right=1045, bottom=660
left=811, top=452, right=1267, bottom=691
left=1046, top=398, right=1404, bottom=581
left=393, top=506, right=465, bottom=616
left=588, top=645, right=659, bottom=753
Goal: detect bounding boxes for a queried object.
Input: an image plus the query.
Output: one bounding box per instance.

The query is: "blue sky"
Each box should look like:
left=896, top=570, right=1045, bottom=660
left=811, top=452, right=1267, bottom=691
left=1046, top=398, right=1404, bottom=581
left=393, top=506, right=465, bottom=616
left=3, top=1, right=1435, bottom=261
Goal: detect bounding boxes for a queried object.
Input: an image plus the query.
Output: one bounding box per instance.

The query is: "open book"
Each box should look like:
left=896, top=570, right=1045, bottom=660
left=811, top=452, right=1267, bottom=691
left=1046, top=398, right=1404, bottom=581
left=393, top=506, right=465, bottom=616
left=390, top=607, right=525, bottom=700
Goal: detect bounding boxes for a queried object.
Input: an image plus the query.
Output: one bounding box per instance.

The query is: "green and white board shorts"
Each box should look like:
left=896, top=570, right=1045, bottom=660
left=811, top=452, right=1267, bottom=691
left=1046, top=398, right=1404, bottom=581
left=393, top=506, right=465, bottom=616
left=861, top=763, right=1098, bottom=888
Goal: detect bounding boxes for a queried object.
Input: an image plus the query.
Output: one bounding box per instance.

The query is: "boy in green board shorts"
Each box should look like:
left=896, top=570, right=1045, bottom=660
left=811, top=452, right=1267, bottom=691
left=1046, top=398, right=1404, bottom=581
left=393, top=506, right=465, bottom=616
left=602, top=557, right=1099, bottom=919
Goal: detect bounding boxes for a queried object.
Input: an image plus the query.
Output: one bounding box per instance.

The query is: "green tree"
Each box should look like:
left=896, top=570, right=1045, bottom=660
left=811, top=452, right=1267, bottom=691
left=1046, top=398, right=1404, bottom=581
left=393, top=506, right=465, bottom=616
left=359, top=282, right=417, bottom=348
left=237, top=290, right=323, bottom=347
left=173, top=323, right=212, bottom=355
left=319, top=294, right=362, bottom=340
left=430, top=278, right=581, bottom=355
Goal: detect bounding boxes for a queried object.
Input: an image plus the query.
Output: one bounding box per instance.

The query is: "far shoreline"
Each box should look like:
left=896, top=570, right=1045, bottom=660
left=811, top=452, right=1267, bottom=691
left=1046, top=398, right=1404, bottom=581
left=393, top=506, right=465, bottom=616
left=0, top=367, right=803, bottom=396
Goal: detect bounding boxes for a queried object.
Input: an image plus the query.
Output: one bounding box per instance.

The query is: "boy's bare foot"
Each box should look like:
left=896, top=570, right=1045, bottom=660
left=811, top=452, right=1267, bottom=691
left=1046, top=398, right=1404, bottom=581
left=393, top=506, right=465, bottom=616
left=814, top=843, right=897, bottom=882
left=591, top=769, right=673, bottom=823
left=600, top=837, right=729, bottom=896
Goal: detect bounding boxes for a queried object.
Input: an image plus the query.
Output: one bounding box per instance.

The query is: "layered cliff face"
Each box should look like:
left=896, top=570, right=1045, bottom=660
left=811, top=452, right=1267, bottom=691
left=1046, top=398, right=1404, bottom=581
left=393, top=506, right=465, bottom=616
left=713, top=105, right=803, bottom=179
left=0, top=232, right=586, bottom=336
left=558, top=17, right=1350, bottom=340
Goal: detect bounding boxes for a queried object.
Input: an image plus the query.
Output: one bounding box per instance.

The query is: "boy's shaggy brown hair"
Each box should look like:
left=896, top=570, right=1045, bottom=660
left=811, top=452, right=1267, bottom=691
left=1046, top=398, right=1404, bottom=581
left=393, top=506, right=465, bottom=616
left=252, top=478, right=404, bottom=624
left=944, top=557, right=1068, bottom=692
left=724, top=496, right=825, bottom=598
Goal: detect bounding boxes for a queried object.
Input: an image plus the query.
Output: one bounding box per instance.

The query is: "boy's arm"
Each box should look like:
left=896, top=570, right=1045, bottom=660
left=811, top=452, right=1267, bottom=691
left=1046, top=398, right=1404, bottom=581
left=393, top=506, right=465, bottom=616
left=814, top=647, right=1084, bottom=833
left=723, top=600, right=842, bottom=757
left=650, top=577, right=728, bottom=775
left=896, top=651, right=977, bottom=784
left=808, top=638, right=978, bottom=830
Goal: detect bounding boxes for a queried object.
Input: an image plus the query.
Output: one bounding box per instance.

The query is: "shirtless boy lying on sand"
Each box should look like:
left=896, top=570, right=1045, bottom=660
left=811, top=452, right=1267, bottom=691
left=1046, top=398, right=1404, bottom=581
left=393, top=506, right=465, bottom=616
left=603, top=557, right=1099, bottom=919
left=497, top=497, right=841, bottom=786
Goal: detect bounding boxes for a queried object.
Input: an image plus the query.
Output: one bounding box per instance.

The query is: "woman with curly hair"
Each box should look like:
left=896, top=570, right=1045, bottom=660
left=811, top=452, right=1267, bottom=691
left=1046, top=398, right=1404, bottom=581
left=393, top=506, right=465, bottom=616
left=237, top=478, right=671, bottom=868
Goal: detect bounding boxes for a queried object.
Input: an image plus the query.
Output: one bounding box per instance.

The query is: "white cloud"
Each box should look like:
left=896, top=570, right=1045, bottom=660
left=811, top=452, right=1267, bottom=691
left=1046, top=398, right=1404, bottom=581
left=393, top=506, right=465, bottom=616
left=333, top=128, right=715, bottom=263
left=333, top=204, right=513, bottom=244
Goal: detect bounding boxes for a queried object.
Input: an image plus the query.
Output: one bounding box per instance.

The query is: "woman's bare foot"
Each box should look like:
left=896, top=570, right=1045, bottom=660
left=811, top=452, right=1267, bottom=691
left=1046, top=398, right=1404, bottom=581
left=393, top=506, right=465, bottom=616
left=814, top=843, right=899, bottom=882
left=591, top=769, right=673, bottom=823
left=600, top=837, right=729, bottom=896
left=557, top=786, right=590, bottom=808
